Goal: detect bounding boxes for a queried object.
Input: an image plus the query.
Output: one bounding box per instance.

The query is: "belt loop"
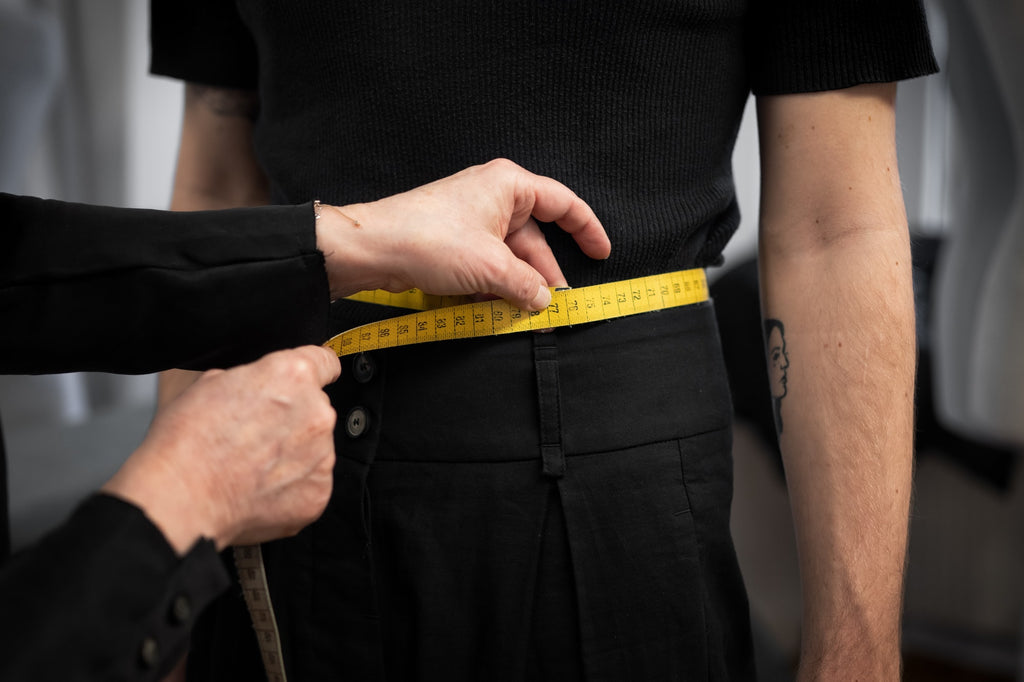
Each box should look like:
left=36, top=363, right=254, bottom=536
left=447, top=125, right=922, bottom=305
left=533, top=333, right=565, bottom=478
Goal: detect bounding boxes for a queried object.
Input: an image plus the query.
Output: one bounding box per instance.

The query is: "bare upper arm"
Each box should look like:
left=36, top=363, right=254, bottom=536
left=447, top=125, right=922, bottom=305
left=170, top=83, right=269, bottom=210
left=755, top=83, right=907, bottom=256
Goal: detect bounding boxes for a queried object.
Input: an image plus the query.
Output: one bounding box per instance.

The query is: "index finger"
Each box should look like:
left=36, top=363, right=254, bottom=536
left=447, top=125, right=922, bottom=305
left=523, top=174, right=612, bottom=260
left=293, top=345, right=342, bottom=386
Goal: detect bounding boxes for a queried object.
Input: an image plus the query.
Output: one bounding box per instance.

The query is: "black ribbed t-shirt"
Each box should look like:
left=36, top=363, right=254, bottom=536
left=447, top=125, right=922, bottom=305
left=151, top=0, right=937, bottom=286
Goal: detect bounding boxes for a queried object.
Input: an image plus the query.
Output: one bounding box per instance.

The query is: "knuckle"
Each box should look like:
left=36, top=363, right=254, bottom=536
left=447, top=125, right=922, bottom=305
left=279, top=524, right=303, bottom=539
left=484, top=157, right=516, bottom=174
left=315, top=484, right=332, bottom=511
left=482, top=248, right=514, bottom=281
left=314, top=472, right=333, bottom=497
left=304, top=483, right=332, bottom=521
left=491, top=259, right=531, bottom=297
left=311, top=405, right=337, bottom=433
left=508, top=262, right=537, bottom=299
left=322, top=448, right=337, bottom=472
left=280, top=354, right=317, bottom=383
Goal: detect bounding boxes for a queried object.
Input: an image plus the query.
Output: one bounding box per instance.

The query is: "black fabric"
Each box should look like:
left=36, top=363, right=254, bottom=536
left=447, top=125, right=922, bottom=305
left=0, top=193, right=329, bottom=374
left=188, top=302, right=755, bottom=681
left=746, top=0, right=938, bottom=95
left=0, top=415, right=8, bottom=561
left=0, top=192, right=331, bottom=677
left=524, top=487, right=584, bottom=681
left=533, top=334, right=566, bottom=479
left=0, top=494, right=230, bottom=681
left=149, top=0, right=258, bottom=89
left=150, top=0, right=937, bottom=282
left=149, top=4, right=936, bottom=679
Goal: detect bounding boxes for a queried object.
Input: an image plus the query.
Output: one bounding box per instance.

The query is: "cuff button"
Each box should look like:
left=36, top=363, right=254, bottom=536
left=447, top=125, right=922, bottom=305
left=170, top=594, right=192, bottom=624
left=139, top=636, right=159, bottom=669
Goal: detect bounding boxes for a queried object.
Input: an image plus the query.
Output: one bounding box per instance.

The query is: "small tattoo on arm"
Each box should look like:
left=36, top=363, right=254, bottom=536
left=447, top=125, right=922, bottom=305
left=187, top=84, right=261, bottom=120
left=764, top=318, right=789, bottom=435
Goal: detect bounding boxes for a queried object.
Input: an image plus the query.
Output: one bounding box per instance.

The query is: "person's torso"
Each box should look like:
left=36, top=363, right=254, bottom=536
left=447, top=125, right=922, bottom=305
left=237, top=0, right=752, bottom=285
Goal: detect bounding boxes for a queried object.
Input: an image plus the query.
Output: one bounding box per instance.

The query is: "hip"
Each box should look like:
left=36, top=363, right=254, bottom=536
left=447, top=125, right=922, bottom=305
left=326, top=299, right=734, bottom=463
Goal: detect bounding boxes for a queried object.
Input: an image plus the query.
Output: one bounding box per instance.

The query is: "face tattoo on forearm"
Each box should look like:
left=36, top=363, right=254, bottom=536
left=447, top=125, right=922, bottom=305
left=764, top=318, right=789, bottom=436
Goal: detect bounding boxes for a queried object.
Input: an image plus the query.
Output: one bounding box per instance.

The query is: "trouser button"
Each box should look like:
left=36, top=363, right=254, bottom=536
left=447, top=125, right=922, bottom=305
left=345, top=406, right=371, bottom=438
left=352, top=353, right=375, bottom=383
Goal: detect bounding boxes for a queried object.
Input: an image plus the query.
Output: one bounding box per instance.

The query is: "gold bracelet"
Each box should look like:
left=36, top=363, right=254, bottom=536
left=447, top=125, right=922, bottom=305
left=312, top=199, right=361, bottom=227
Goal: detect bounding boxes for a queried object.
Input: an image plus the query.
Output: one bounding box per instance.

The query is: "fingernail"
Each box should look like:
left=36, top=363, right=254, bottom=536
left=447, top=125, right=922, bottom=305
left=531, top=285, right=552, bottom=310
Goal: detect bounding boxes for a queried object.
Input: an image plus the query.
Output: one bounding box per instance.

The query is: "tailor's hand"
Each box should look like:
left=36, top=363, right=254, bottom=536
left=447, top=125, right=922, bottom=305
left=101, top=346, right=340, bottom=554
left=315, top=158, right=611, bottom=310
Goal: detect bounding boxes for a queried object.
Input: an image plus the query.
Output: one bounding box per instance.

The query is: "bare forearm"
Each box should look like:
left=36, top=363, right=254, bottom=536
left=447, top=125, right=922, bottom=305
left=760, top=228, right=915, bottom=677
left=756, top=83, right=917, bottom=679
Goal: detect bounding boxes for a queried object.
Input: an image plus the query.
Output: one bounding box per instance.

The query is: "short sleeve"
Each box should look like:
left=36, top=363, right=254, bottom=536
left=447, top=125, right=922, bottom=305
left=746, top=0, right=939, bottom=95
left=149, top=0, right=259, bottom=89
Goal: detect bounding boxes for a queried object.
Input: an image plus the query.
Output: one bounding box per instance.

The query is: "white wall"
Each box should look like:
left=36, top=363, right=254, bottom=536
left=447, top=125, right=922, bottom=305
left=1, top=0, right=182, bottom=549
left=123, top=0, right=182, bottom=210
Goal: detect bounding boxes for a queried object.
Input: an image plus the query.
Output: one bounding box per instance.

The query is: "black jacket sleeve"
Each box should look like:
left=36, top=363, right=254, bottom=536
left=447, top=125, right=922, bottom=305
left=0, top=494, right=231, bottom=681
left=0, top=192, right=330, bottom=374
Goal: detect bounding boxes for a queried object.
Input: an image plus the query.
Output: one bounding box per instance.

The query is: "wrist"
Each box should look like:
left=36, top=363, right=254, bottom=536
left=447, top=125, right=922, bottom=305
left=314, top=200, right=382, bottom=299
left=797, top=651, right=901, bottom=682
left=100, top=449, right=230, bottom=555
left=797, top=611, right=902, bottom=681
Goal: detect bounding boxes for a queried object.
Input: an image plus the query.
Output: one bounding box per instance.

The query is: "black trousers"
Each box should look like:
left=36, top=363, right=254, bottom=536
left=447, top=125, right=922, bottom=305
left=0, top=415, right=9, bottom=560
left=189, top=300, right=755, bottom=681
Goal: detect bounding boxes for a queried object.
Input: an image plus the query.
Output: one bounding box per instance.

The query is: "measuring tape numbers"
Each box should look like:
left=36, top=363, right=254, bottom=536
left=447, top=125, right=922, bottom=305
left=235, top=268, right=708, bottom=681
left=325, top=268, right=709, bottom=357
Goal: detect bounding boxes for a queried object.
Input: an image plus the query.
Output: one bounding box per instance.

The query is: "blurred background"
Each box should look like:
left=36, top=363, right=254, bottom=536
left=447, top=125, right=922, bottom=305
left=1, top=0, right=1021, bottom=679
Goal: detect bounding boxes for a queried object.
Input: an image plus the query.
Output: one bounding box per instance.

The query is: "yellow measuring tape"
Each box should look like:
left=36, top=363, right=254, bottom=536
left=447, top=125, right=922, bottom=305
left=236, top=269, right=707, bottom=681
left=324, top=268, right=708, bottom=357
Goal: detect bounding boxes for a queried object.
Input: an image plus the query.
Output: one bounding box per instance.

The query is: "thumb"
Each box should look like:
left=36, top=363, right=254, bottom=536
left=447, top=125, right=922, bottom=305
left=485, top=255, right=552, bottom=311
